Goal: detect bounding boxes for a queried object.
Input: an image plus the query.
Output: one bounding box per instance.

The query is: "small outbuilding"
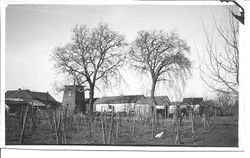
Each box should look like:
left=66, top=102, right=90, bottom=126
left=5, top=89, right=60, bottom=114
left=182, top=97, right=204, bottom=114
left=135, top=96, right=171, bottom=118
left=94, top=95, right=144, bottom=114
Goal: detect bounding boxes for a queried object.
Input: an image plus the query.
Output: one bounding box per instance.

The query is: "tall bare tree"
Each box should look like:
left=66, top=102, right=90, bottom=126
left=129, top=30, right=191, bottom=137
left=220, top=0, right=244, bottom=25
left=52, top=23, right=127, bottom=115
left=199, top=11, right=239, bottom=97
left=217, top=92, right=237, bottom=116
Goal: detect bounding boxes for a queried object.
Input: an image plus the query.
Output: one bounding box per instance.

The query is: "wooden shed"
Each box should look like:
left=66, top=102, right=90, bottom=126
left=136, top=96, right=171, bottom=118
left=5, top=89, right=61, bottom=114
left=182, top=97, right=204, bottom=115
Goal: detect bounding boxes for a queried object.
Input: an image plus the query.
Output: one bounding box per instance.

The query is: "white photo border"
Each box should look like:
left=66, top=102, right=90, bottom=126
left=0, top=0, right=248, bottom=152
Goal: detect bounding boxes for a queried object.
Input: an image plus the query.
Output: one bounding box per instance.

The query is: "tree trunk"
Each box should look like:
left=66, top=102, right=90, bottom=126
left=88, top=84, right=95, bottom=115
left=151, top=79, right=157, bottom=138
left=87, top=84, right=95, bottom=141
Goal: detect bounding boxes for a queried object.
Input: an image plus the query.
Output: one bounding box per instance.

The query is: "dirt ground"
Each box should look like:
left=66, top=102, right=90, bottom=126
left=5, top=114, right=238, bottom=147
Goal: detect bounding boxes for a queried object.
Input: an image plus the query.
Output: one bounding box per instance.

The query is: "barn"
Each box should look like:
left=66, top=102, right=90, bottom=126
left=134, top=96, right=151, bottom=116
left=94, top=95, right=144, bottom=114
left=182, top=97, right=204, bottom=114
left=135, top=96, right=171, bottom=118
left=168, top=102, right=181, bottom=118
left=5, top=89, right=60, bottom=114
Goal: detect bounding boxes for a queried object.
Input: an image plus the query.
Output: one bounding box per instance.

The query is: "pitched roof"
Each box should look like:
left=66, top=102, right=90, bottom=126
left=5, top=100, right=31, bottom=106
left=182, top=97, right=204, bottom=105
left=6, top=90, right=33, bottom=101
left=136, top=96, right=171, bottom=106
left=30, top=91, right=56, bottom=102
left=95, top=95, right=144, bottom=104
left=5, top=89, right=58, bottom=104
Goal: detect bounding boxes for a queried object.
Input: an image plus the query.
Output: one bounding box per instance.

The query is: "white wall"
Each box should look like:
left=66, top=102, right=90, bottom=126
left=135, top=104, right=151, bottom=115
left=95, top=103, right=135, bottom=112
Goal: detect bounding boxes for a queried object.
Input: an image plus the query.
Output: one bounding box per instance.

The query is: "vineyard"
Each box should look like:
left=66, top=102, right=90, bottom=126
left=5, top=108, right=238, bottom=146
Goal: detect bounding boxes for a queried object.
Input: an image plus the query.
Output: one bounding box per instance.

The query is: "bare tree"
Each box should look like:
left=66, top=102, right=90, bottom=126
left=129, top=30, right=191, bottom=137
left=52, top=23, right=127, bottom=116
left=217, top=92, right=236, bottom=116
left=199, top=11, right=239, bottom=97
left=220, top=0, right=244, bottom=25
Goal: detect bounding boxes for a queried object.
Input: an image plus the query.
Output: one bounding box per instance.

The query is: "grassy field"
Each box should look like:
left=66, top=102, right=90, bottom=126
left=5, top=113, right=238, bottom=147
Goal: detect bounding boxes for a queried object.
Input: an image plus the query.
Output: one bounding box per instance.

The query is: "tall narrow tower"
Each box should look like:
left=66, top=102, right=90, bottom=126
left=62, top=85, right=85, bottom=113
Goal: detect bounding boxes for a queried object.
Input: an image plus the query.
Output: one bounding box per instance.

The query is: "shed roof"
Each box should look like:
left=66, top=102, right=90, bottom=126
left=182, top=97, right=204, bottom=105
left=5, top=89, right=59, bottom=104
left=136, top=96, right=171, bottom=106
left=5, top=100, right=30, bottom=106
left=95, top=95, right=144, bottom=104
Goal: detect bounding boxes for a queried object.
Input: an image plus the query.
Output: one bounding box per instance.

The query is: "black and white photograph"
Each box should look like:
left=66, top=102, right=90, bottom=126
left=1, top=0, right=248, bottom=150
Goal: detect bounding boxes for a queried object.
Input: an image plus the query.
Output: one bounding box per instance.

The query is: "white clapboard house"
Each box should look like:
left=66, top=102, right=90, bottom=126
left=94, top=95, right=144, bottom=114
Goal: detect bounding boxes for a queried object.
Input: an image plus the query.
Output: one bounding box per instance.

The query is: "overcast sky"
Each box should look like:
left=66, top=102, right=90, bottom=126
left=5, top=4, right=236, bottom=102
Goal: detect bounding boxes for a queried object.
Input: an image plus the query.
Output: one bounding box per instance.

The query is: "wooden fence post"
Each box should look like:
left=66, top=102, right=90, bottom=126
left=132, top=114, right=135, bottom=135
left=101, top=112, right=106, bottom=144
left=115, top=112, right=120, bottom=138
left=54, top=111, right=59, bottom=144
left=19, top=105, right=29, bottom=144
left=191, top=111, right=195, bottom=138
left=108, top=107, right=114, bottom=144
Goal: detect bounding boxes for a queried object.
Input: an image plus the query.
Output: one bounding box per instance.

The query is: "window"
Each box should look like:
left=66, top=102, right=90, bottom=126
left=68, top=89, right=72, bottom=96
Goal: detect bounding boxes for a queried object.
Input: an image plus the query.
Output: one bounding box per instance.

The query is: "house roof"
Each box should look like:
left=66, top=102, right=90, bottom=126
left=6, top=90, right=33, bottom=101
left=5, top=100, right=31, bottom=106
left=5, top=89, right=59, bottom=105
left=95, top=95, right=144, bottom=104
left=182, top=97, right=204, bottom=105
left=136, top=96, right=171, bottom=106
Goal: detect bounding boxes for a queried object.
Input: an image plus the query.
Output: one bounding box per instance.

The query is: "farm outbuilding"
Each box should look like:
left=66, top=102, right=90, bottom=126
left=5, top=89, right=61, bottom=114
left=62, top=85, right=85, bottom=114
left=182, top=97, right=204, bottom=115
left=134, top=96, right=151, bottom=116
left=168, top=102, right=181, bottom=118
left=135, top=96, right=171, bottom=118
left=153, top=96, right=171, bottom=118
left=94, top=95, right=144, bottom=114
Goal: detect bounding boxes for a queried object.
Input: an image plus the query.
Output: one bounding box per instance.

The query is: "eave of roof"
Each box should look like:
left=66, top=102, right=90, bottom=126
left=182, top=97, right=204, bottom=105
left=137, top=96, right=171, bottom=105
left=95, top=95, right=144, bottom=104
left=5, top=89, right=59, bottom=105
